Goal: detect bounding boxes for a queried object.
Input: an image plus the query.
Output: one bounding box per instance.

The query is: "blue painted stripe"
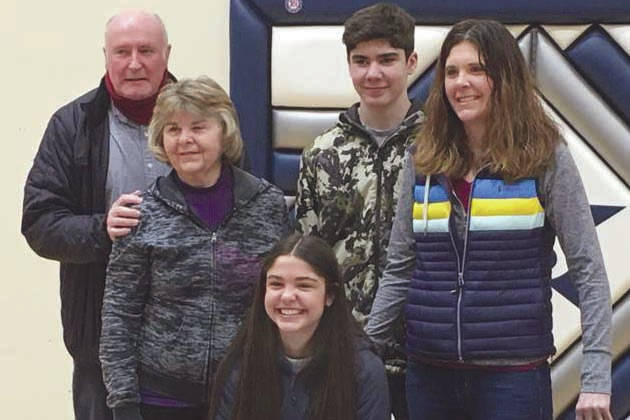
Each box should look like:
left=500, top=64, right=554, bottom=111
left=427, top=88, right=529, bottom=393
left=409, top=66, right=435, bottom=105
left=244, top=0, right=630, bottom=24
left=272, top=151, right=301, bottom=194
left=413, top=218, right=450, bottom=233
left=230, top=0, right=271, bottom=179
left=469, top=212, right=545, bottom=231
left=473, top=179, right=538, bottom=199
left=414, top=184, right=449, bottom=203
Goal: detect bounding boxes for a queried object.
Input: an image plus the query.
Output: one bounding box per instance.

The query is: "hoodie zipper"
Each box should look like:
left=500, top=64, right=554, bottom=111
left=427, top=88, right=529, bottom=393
left=199, top=231, right=218, bottom=389
left=347, top=116, right=416, bottom=285
left=156, top=175, right=266, bottom=388
left=200, top=185, right=267, bottom=384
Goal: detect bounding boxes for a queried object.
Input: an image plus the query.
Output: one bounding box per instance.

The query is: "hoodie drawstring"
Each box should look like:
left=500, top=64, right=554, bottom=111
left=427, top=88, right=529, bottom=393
left=423, top=175, right=431, bottom=235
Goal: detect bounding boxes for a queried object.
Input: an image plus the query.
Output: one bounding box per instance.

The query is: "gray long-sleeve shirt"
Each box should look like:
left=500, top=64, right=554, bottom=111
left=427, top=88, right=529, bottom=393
left=365, top=142, right=612, bottom=393
left=105, top=105, right=170, bottom=210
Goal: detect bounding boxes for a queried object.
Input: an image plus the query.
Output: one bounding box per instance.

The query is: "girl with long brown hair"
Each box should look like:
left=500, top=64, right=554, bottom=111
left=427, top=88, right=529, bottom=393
left=209, top=233, right=389, bottom=420
left=366, top=19, right=612, bottom=420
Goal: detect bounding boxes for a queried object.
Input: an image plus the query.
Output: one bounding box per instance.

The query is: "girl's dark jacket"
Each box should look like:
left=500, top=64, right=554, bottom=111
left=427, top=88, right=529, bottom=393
left=100, top=168, right=289, bottom=420
left=214, top=338, right=390, bottom=420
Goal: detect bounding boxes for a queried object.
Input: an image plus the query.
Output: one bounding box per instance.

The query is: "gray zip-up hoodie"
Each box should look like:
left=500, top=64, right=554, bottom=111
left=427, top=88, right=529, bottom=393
left=100, top=167, right=289, bottom=420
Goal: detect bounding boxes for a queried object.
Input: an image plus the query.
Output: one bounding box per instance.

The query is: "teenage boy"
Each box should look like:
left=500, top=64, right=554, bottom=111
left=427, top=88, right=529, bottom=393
left=295, top=4, right=422, bottom=418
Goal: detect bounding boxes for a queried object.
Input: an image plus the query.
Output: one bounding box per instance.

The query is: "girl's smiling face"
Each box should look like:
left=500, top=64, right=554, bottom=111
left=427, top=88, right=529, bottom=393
left=264, top=255, right=333, bottom=357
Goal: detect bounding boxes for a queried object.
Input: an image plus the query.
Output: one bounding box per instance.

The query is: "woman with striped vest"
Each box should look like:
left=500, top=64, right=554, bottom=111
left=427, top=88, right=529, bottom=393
left=366, top=19, right=612, bottom=420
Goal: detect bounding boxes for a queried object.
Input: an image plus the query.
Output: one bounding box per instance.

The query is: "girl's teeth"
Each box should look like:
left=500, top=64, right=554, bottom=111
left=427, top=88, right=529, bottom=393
left=280, top=309, right=301, bottom=315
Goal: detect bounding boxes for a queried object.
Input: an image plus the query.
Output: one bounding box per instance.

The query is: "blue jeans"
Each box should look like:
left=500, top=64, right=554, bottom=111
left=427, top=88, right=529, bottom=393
left=388, top=371, right=409, bottom=420
left=406, top=360, right=552, bottom=420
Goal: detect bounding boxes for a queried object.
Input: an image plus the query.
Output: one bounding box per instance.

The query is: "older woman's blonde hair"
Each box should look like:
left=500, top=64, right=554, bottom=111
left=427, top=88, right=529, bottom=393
left=148, top=76, right=243, bottom=165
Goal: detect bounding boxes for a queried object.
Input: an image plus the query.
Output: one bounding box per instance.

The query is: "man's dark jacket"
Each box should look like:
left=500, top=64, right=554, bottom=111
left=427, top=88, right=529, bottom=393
left=22, top=79, right=116, bottom=362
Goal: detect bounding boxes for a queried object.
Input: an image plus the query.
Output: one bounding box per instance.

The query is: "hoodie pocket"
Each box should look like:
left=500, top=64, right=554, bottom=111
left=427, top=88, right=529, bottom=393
left=139, top=304, right=207, bottom=382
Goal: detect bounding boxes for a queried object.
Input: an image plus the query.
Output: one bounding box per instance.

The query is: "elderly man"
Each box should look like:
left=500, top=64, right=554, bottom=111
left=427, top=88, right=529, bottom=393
left=22, top=10, right=173, bottom=420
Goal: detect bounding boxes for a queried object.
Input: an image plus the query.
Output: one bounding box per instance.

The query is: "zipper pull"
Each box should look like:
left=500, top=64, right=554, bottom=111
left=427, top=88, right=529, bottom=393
left=451, top=272, right=464, bottom=294
left=211, top=232, right=217, bottom=243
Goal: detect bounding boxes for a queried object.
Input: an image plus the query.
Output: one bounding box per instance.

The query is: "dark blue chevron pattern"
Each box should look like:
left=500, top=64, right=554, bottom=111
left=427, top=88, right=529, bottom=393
left=566, top=26, right=630, bottom=126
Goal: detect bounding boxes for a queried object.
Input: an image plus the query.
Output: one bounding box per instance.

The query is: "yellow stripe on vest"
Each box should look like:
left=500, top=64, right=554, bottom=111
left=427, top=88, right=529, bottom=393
left=413, top=201, right=451, bottom=220
left=470, top=197, right=543, bottom=217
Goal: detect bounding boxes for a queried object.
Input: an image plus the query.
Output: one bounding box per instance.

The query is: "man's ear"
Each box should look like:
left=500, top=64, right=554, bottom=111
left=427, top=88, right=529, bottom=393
left=325, top=294, right=334, bottom=307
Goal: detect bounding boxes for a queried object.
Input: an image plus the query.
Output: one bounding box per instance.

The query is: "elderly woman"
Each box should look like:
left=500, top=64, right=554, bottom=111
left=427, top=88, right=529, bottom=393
left=99, top=76, right=289, bottom=420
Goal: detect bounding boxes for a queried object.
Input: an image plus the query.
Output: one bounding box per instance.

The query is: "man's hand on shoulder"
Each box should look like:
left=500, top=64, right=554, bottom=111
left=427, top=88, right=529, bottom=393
left=107, top=191, right=142, bottom=241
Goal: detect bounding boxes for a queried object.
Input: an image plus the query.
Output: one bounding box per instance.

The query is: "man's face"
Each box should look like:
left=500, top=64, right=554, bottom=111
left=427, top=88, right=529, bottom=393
left=348, top=38, right=417, bottom=111
left=104, top=13, right=171, bottom=100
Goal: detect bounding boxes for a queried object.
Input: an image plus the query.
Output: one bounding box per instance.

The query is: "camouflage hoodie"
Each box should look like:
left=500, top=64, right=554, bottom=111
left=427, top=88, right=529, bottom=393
left=296, top=102, right=424, bottom=372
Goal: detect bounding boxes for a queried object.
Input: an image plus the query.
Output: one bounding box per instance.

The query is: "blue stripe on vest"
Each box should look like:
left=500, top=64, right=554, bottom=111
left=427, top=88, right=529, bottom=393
left=414, top=184, right=449, bottom=203
left=473, top=178, right=538, bottom=199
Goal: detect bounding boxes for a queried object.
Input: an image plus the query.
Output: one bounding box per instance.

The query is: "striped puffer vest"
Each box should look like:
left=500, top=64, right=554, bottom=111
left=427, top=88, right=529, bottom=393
left=405, top=172, right=556, bottom=361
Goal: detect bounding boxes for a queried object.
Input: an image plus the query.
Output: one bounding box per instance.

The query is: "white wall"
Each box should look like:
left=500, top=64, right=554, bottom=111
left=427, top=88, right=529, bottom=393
left=1, top=1, right=230, bottom=418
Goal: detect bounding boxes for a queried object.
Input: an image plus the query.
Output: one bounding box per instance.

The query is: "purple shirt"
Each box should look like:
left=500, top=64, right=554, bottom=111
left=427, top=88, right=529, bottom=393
left=176, top=163, right=234, bottom=230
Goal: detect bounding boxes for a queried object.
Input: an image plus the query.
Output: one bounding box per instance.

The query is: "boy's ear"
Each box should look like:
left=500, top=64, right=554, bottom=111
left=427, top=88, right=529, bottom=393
left=325, top=294, right=334, bottom=307
left=407, top=51, right=418, bottom=74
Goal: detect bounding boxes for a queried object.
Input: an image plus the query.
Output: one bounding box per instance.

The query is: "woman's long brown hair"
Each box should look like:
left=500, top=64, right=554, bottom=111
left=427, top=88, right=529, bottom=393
left=415, top=19, right=561, bottom=181
left=208, top=233, right=362, bottom=420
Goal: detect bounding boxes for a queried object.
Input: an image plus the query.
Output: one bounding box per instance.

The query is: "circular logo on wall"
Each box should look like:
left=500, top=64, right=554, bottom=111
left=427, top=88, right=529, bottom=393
left=285, top=0, right=303, bottom=14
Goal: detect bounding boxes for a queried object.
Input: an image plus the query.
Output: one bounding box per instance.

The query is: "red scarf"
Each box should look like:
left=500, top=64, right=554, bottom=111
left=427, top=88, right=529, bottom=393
left=104, top=71, right=169, bottom=125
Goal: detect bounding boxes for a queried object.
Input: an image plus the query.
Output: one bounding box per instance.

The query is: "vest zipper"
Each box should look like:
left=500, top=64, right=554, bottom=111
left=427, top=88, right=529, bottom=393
left=442, top=177, right=464, bottom=361
left=447, top=228, right=464, bottom=360
left=454, top=170, right=483, bottom=361
left=446, top=227, right=463, bottom=361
